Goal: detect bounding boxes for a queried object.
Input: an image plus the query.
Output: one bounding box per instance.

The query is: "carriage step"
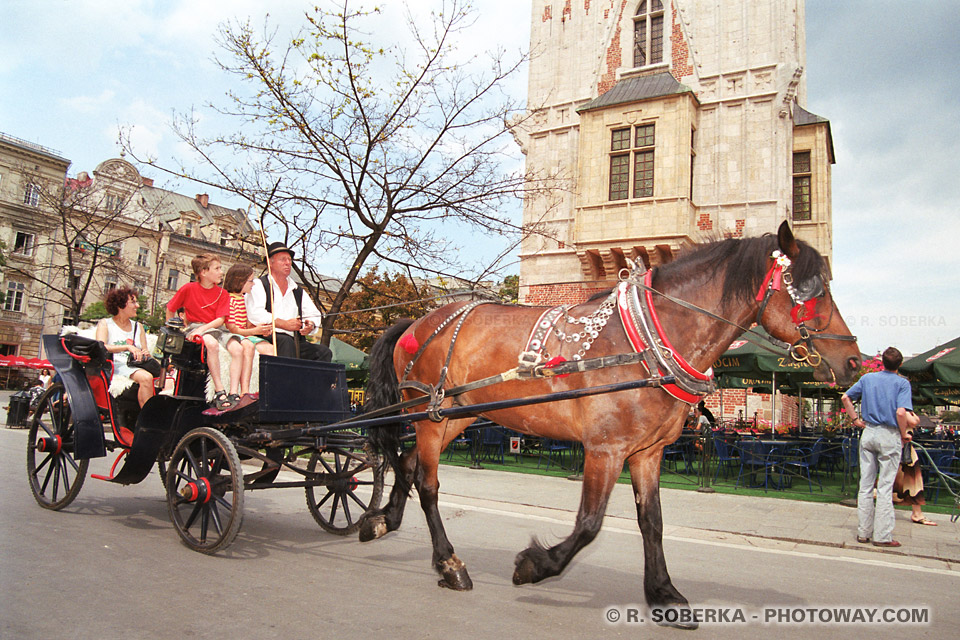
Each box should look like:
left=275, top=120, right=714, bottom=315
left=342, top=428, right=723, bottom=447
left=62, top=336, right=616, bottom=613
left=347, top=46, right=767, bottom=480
left=91, top=449, right=129, bottom=482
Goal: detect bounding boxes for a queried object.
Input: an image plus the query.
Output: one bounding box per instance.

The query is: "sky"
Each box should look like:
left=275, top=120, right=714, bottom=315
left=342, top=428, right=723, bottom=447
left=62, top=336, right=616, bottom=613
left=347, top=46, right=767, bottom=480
left=1, top=0, right=957, bottom=357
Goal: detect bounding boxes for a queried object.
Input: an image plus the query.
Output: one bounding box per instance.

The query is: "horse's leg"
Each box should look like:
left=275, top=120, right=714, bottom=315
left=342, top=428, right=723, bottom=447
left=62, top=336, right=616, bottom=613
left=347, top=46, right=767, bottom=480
left=413, top=417, right=474, bottom=590
left=358, top=443, right=418, bottom=542
left=627, top=449, right=697, bottom=630
left=513, top=450, right=620, bottom=584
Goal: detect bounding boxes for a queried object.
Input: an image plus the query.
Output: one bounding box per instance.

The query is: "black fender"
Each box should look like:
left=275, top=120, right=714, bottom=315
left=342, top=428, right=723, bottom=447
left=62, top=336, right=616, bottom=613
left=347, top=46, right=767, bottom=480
left=42, top=334, right=106, bottom=460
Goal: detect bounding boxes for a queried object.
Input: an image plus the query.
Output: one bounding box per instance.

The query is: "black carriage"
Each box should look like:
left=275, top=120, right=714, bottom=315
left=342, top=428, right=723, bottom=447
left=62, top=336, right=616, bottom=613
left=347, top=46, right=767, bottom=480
left=26, top=325, right=384, bottom=554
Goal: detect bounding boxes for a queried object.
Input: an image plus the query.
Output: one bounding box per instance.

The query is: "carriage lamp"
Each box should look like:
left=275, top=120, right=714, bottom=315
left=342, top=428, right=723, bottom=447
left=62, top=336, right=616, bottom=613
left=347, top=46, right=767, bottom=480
left=158, top=324, right=186, bottom=355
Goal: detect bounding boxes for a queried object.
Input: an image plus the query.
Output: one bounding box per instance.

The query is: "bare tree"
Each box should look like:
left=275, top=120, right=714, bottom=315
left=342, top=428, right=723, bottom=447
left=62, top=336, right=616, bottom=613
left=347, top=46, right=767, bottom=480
left=7, top=165, right=162, bottom=323
left=124, top=0, right=549, bottom=343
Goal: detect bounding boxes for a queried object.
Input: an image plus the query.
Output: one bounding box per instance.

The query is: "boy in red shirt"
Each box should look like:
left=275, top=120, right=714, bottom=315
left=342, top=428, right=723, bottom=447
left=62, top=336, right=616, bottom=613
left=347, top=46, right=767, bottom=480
left=165, top=253, right=239, bottom=411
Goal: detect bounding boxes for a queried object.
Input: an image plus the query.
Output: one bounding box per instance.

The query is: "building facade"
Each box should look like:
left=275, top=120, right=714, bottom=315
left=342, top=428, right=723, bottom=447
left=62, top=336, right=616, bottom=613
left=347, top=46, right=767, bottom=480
left=0, top=133, right=72, bottom=360
left=514, top=0, right=833, bottom=307
left=512, top=1, right=833, bottom=425
left=1, top=132, right=260, bottom=360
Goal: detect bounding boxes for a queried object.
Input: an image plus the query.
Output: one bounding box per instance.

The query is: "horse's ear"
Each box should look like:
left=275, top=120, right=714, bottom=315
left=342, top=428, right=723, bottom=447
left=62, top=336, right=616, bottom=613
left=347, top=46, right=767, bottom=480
left=777, top=220, right=799, bottom=260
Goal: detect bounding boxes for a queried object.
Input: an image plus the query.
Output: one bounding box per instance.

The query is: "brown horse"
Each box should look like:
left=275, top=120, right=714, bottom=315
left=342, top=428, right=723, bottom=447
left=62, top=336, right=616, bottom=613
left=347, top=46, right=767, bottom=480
left=360, top=222, right=859, bottom=626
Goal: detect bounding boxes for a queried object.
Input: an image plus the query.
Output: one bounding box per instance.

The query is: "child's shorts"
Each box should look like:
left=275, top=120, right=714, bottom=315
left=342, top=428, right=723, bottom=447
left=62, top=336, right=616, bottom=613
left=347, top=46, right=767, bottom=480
left=185, top=323, right=231, bottom=347
left=245, top=336, right=267, bottom=345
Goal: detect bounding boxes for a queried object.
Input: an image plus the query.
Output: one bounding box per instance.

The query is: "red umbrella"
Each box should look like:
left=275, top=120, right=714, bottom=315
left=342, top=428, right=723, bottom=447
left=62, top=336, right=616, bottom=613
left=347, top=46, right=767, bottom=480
left=24, top=357, right=46, bottom=369
left=7, top=355, right=28, bottom=368
left=0, top=355, right=10, bottom=367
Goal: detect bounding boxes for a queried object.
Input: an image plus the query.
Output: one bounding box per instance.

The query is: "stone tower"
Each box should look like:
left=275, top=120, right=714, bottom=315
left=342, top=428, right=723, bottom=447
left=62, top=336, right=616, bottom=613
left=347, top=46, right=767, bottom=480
left=514, top=0, right=833, bottom=305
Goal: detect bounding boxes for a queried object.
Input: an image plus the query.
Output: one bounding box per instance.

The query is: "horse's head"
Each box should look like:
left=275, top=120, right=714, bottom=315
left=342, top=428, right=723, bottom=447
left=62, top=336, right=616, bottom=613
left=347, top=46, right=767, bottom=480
left=757, top=222, right=860, bottom=385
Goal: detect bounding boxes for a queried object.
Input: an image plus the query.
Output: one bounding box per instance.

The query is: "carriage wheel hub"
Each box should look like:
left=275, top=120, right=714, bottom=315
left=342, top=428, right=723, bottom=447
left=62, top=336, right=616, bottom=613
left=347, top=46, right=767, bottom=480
left=36, top=435, right=62, bottom=455
left=180, top=477, right=212, bottom=503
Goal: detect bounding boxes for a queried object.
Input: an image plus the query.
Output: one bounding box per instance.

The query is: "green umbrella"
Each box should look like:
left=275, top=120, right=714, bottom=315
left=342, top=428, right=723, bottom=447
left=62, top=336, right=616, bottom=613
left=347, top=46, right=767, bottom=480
left=901, top=336, right=960, bottom=386
left=330, top=337, right=369, bottom=381
left=713, top=328, right=818, bottom=382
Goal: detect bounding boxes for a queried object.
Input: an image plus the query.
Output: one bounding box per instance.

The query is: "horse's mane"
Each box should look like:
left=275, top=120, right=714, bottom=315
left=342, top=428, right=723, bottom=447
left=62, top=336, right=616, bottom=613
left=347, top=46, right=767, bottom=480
left=585, top=233, right=827, bottom=308
left=658, top=233, right=827, bottom=305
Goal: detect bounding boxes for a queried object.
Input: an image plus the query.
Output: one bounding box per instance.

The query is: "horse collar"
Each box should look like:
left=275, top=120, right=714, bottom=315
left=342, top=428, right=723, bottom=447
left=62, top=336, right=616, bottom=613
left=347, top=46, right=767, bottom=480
left=618, top=272, right=715, bottom=404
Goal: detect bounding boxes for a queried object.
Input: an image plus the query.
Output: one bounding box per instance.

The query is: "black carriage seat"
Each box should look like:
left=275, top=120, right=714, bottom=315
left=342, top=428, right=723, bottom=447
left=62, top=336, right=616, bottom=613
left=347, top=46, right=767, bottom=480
left=59, top=334, right=136, bottom=449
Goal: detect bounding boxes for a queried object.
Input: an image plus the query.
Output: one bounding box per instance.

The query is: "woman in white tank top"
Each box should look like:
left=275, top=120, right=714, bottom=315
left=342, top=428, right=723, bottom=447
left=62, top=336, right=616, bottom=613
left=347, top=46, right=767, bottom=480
left=95, top=287, right=155, bottom=407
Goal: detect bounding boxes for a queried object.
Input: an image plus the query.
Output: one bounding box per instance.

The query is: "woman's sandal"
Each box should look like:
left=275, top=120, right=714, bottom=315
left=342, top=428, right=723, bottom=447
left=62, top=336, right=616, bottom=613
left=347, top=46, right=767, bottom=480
left=911, top=516, right=938, bottom=526
left=213, top=390, right=235, bottom=411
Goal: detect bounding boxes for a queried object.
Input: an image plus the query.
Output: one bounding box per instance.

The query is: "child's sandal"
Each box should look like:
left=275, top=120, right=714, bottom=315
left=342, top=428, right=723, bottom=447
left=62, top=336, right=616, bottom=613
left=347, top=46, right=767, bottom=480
left=213, top=390, right=234, bottom=411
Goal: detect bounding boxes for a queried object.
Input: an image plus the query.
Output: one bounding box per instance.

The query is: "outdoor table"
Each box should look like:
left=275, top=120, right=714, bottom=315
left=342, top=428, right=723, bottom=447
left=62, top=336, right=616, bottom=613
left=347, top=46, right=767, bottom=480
left=756, top=440, right=799, bottom=489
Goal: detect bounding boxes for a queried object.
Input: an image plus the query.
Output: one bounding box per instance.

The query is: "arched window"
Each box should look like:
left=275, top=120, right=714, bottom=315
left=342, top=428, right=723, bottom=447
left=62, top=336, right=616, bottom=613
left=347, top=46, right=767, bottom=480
left=633, top=1, right=665, bottom=68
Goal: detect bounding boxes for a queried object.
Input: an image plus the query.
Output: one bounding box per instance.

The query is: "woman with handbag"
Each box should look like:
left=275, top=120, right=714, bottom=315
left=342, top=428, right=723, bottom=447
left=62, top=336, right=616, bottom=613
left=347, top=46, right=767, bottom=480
left=95, top=286, right=159, bottom=408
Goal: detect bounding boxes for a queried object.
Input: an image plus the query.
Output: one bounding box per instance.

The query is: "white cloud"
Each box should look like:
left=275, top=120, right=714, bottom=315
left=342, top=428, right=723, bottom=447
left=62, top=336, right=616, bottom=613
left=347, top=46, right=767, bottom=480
left=60, top=90, right=117, bottom=115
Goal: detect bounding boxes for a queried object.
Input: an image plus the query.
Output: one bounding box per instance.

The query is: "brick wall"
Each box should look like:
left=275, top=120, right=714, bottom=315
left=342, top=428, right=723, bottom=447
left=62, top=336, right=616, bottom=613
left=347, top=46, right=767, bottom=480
left=598, top=1, right=629, bottom=95
left=670, top=6, right=693, bottom=79
left=525, top=283, right=611, bottom=307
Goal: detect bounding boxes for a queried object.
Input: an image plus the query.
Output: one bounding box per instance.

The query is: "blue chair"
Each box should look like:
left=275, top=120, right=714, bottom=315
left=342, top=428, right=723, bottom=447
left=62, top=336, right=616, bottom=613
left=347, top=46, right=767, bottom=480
left=779, top=439, right=824, bottom=492
left=538, top=438, right=571, bottom=470
left=928, top=452, right=959, bottom=504
left=712, top=436, right=737, bottom=482
left=736, top=439, right=776, bottom=491
left=840, top=436, right=860, bottom=492
left=445, top=431, right=472, bottom=461
left=662, top=436, right=691, bottom=474
left=817, top=438, right=843, bottom=477
left=479, top=426, right=505, bottom=464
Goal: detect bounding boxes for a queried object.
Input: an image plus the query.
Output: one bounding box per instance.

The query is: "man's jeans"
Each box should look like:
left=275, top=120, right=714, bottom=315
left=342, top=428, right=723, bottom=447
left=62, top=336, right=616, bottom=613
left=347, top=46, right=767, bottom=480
left=858, top=425, right=902, bottom=542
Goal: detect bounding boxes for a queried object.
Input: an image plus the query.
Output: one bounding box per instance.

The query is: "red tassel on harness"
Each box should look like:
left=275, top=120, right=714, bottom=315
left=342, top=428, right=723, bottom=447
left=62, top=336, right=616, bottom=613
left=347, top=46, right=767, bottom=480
left=755, top=263, right=783, bottom=301
left=544, top=356, right=571, bottom=378
left=791, top=299, right=820, bottom=324
left=398, top=333, right=420, bottom=355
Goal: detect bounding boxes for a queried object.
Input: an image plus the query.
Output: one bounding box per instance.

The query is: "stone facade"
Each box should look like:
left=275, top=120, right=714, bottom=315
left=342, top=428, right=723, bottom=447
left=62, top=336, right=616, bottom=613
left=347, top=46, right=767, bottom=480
left=0, top=133, right=261, bottom=363
left=514, top=0, right=834, bottom=305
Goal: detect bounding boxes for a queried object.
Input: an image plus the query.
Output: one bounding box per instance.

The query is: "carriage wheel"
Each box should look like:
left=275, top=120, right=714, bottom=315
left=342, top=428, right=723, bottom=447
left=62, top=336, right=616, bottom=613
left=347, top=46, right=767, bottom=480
left=305, top=439, right=384, bottom=535
left=166, top=427, right=244, bottom=554
left=27, top=383, right=89, bottom=510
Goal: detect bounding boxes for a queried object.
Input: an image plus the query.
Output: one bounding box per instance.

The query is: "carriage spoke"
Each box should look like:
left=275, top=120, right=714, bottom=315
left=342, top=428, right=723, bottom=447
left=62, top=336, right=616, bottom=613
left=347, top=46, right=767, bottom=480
left=33, top=451, right=53, bottom=476
left=339, top=494, right=354, bottom=525
left=208, top=502, right=224, bottom=535
left=59, top=457, right=73, bottom=493
left=346, top=490, right=368, bottom=511
left=328, top=493, right=340, bottom=522
left=62, top=450, right=81, bottom=473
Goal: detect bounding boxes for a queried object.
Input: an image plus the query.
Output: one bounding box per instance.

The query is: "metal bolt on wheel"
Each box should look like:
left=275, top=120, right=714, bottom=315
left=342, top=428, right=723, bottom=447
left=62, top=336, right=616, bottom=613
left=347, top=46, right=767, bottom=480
left=26, top=383, right=88, bottom=510
left=166, top=427, right=244, bottom=554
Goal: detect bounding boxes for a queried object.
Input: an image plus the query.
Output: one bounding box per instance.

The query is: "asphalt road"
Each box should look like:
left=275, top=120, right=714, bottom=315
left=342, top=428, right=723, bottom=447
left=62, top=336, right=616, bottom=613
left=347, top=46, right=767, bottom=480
left=2, top=426, right=958, bottom=639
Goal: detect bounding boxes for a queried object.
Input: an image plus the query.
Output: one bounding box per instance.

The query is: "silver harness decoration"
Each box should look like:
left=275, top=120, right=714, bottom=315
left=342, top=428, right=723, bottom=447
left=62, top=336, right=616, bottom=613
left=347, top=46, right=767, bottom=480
left=517, top=290, right=618, bottom=372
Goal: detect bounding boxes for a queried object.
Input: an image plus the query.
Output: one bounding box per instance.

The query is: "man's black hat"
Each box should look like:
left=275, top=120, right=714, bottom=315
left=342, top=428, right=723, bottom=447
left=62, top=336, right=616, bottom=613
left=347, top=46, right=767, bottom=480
left=265, top=241, right=295, bottom=260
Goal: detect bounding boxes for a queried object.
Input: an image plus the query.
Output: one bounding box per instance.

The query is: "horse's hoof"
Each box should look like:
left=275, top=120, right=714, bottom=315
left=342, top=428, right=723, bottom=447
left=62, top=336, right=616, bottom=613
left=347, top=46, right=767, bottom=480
left=653, top=605, right=699, bottom=630
left=358, top=515, right=388, bottom=542
left=437, top=554, right=473, bottom=591
left=512, top=556, right=537, bottom=585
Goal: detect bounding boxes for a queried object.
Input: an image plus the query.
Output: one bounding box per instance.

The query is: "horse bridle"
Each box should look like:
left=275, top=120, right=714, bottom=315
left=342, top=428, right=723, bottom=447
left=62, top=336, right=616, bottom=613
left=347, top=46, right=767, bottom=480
left=755, top=250, right=857, bottom=368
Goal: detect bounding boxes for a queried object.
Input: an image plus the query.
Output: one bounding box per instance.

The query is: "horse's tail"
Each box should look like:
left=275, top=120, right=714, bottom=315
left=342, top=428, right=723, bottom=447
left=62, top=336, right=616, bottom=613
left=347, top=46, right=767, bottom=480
left=365, top=318, right=415, bottom=495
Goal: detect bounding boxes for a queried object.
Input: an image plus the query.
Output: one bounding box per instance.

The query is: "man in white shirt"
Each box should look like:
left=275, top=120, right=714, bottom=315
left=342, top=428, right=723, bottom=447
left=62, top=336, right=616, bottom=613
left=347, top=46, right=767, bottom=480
left=246, top=242, right=332, bottom=362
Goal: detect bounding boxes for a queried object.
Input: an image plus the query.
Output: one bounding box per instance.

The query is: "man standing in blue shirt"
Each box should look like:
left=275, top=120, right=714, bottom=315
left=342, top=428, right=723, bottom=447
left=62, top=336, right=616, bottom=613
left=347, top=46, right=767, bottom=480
left=841, top=347, right=913, bottom=548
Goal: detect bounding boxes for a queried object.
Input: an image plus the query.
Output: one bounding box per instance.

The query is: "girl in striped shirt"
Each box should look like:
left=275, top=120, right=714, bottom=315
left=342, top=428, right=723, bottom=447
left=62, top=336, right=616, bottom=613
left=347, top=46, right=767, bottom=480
left=223, top=264, right=275, bottom=398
